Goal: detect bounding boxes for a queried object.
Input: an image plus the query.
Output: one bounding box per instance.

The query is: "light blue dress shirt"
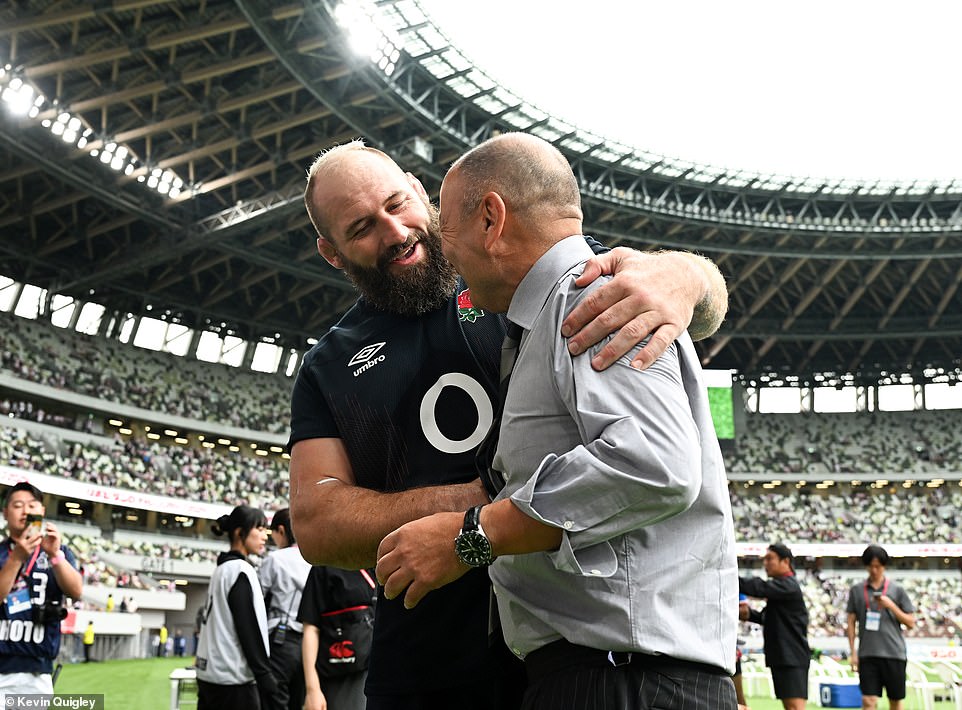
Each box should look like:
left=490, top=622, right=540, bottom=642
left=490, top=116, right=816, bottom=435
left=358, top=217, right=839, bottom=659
left=488, top=235, right=737, bottom=673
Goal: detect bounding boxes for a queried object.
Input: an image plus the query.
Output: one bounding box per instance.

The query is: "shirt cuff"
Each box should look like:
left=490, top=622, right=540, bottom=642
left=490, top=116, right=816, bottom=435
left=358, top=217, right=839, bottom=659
left=509, top=454, right=617, bottom=577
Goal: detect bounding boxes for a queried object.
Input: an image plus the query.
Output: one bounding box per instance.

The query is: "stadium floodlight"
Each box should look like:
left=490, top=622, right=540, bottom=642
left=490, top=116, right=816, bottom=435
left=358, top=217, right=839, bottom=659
left=334, top=1, right=401, bottom=76
left=1, top=77, right=35, bottom=117
left=1, top=67, right=190, bottom=200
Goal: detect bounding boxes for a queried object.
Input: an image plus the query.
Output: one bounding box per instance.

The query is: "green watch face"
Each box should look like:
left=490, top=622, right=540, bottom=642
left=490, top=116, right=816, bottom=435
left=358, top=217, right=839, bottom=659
left=455, top=530, right=494, bottom=567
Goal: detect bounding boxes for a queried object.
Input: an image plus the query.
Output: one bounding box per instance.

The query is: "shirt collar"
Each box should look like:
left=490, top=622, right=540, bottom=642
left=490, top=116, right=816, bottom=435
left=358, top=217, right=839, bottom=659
left=506, top=235, right=592, bottom=331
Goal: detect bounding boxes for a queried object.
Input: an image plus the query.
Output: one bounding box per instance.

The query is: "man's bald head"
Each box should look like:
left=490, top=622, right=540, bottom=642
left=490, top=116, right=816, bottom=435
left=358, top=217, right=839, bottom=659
left=438, top=133, right=585, bottom=313
left=448, top=132, right=582, bottom=228
left=304, top=140, right=402, bottom=239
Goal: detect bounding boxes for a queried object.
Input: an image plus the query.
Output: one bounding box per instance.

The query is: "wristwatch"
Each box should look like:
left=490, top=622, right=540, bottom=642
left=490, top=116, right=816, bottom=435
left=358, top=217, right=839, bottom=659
left=454, top=505, right=495, bottom=567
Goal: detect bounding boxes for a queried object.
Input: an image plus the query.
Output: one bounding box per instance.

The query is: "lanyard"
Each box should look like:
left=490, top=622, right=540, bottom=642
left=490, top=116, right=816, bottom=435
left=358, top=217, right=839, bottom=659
left=10, top=543, right=42, bottom=586
left=863, top=578, right=889, bottom=610
left=360, top=569, right=376, bottom=589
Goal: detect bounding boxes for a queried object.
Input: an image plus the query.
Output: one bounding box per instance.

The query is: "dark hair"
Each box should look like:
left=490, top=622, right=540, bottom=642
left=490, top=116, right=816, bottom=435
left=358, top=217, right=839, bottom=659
left=768, top=543, right=794, bottom=567
left=270, top=508, right=295, bottom=546
left=861, top=544, right=890, bottom=567
left=3, top=481, right=43, bottom=507
left=212, top=505, right=266, bottom=544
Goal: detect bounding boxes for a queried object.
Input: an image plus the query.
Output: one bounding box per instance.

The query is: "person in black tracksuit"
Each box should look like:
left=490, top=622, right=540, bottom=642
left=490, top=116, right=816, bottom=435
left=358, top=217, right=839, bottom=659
left=739, top=543, right=810, bottom=710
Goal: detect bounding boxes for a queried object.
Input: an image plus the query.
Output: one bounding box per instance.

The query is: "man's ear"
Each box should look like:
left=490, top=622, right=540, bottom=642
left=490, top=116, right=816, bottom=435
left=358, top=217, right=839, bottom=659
left=479, top=191, right=507, bottom=252
left=406, top=172, right=429, bottom=201
left=317, top=237, right=343, bottom=269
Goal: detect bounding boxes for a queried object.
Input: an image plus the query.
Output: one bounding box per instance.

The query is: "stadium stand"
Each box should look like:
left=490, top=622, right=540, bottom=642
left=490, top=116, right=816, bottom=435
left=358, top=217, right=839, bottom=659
left=0, top=421, right=288, bottom=511
left=726, top=410, right=962, bottom=475
left=0, top=310, right=291, bottom=434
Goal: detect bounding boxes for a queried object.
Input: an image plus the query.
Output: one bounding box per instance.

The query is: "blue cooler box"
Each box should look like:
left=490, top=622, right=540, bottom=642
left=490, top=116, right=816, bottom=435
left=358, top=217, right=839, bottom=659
left=819, top=681, right=862, bottom=708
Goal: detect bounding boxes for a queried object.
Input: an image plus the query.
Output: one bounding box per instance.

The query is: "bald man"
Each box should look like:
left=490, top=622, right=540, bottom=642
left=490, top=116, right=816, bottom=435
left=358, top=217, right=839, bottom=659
left=375, top=133, right=738, bottom=710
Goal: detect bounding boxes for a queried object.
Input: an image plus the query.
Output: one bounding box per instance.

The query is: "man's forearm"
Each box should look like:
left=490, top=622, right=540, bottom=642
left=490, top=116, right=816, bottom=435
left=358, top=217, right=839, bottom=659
left=894, top=608, right=915, bottom=629
left=480, top=499, right=562, bottom=557
left=682, top=252, right=728, bottom=341
left=302, top=625, right=321, bottom=692
left=0, top=556, right=21, bottom=598
left=293, top=479, right=489, bottom=569
left=846, top=616, right=857, bottom=653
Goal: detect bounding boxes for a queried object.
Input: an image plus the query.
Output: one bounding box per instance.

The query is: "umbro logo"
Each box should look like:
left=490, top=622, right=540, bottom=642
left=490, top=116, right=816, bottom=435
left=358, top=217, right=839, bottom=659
left=349, top=342, right=387, bottom=377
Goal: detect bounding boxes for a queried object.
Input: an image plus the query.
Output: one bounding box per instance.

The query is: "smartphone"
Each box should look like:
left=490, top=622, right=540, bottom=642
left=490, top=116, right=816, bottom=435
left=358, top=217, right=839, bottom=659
left=25, top=513, right=44, bottom=538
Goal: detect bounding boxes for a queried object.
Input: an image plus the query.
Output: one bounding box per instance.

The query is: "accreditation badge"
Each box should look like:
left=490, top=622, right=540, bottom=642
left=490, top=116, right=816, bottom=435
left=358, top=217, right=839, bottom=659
left=865, top=610, right=881, bottom=631
left=6, top=587, right=31, bottom=615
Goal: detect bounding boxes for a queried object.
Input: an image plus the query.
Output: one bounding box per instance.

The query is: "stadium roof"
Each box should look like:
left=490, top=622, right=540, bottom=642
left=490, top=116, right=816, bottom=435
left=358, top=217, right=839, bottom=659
left=421, top=0, right=962, bottom=187
left=1, top=0, right=961, bottom=386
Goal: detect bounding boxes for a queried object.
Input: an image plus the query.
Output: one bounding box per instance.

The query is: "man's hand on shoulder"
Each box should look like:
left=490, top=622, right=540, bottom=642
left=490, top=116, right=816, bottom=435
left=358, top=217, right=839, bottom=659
left=561, top=248, right=727, bottom=371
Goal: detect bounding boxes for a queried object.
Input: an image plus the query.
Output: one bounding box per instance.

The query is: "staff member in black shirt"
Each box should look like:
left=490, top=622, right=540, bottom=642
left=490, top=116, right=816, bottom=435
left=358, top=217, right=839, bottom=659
left=739, top=543, right=810, bottom=710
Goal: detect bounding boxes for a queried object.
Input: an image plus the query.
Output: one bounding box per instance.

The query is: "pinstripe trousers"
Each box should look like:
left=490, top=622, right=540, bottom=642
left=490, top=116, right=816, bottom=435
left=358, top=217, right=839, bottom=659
left=521, top=659, right=738, bottom=710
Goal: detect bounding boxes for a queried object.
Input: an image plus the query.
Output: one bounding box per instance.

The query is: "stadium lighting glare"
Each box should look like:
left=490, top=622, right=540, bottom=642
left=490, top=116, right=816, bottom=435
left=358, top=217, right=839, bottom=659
left=1, top=77, right=35, bottom=116
left=0, top=69, right=190, bottom=200
left=334, top=1, right=400, bottom=76
left=118, top=427, right=133, bottom=435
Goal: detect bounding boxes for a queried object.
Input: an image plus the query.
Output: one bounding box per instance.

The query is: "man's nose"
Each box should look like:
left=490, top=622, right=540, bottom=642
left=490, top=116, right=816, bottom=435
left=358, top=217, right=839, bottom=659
left=380, top=215, right=409, bottom=246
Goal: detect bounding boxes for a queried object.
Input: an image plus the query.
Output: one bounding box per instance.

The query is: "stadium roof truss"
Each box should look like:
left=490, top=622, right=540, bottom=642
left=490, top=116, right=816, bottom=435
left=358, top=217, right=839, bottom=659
left=1, top=0, right=961, bottom=385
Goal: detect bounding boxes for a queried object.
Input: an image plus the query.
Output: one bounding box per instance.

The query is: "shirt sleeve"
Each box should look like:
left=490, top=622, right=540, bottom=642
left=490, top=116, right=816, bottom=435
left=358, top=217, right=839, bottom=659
left=288, top=359, right=339, bottom=450
left=845, top=586, right=857, bottom=614
left=296, top=567, right=325, bottom=625
left=508, top=328, right=703, bottom=574
left=62, top=546, right=79, bottom=570
left=257, top=555, right=275, bottom=611
left=739, top=575, right=801, bottom=601
left=226, top=572, right=275, bottom=686
left=895, top=585, right=915, bottom=613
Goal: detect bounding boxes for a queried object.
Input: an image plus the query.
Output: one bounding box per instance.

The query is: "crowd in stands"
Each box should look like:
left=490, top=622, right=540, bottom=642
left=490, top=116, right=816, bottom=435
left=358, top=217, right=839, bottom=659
left=0, top=310, right=292, bottom=434
left=0, top=398, right=80, bottom=430
left=727, top=410, right=962, bottom=475
left=4, top=415, right=961, bottom=544
left=730, top=483, right=962, bottom=544
left=0, top=424, right=288, bottom=511
left=64, top=532, right=221, bottom=591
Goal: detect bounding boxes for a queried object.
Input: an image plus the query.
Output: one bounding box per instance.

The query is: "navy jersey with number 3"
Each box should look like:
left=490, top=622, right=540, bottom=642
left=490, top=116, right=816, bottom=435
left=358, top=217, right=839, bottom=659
left=0, top=542, right=78, bottom=674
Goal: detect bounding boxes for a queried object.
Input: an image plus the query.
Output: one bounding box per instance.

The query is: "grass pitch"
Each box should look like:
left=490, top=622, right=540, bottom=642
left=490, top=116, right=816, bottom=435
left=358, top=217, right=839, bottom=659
left=51, top=657, right=954, bottom=710
left=55, top=656, right=195, bottom=710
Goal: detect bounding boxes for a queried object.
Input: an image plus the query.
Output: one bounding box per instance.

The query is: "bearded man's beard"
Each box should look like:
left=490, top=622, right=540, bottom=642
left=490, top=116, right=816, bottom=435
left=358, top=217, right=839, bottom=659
left=336, top=209, right=458, bottom=318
